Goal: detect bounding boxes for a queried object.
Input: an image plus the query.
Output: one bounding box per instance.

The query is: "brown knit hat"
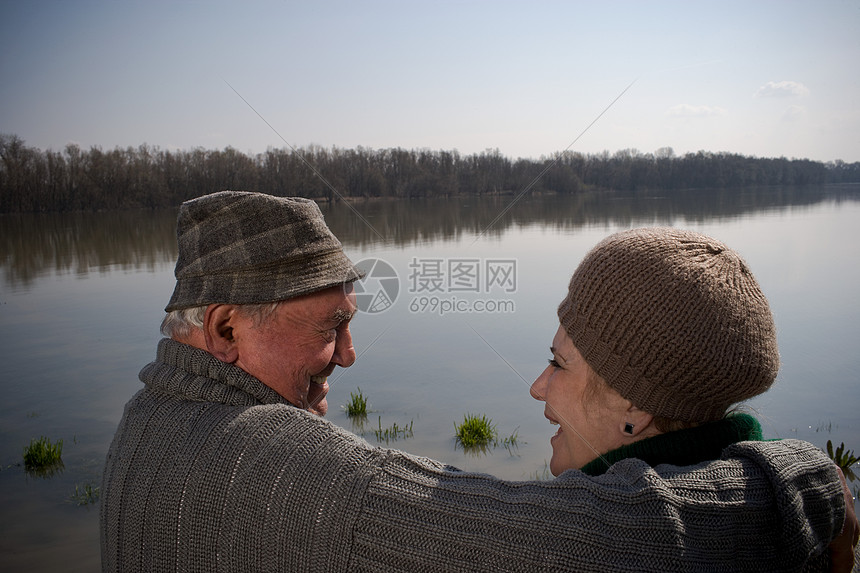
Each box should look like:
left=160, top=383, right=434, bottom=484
left=165, top=191, right=362, bottom=311
left=558, top=227, right=779, bottom=422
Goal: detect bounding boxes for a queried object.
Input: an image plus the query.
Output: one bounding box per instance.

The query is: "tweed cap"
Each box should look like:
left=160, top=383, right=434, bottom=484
left=165, top=191, right=362, bottom=311
left=558, top=227, right=779, bottom=422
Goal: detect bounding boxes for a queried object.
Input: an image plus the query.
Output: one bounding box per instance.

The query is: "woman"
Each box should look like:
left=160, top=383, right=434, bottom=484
left=531, top=227, right=787, bottom=476
left=532, top=227, right=860, bottom=569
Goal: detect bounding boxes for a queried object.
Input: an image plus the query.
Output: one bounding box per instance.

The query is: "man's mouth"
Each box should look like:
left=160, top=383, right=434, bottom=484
left=311, top=364, right=336, bottom=387
left=308, top=374, right=330, bottom=416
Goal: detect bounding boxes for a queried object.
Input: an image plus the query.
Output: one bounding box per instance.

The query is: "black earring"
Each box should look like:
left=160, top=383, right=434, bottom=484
left=624, top=423, right=635, bottom=435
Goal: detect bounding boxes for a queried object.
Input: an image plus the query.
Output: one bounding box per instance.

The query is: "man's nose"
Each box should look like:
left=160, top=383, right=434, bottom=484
left=332, top=327, right=356, bottom=367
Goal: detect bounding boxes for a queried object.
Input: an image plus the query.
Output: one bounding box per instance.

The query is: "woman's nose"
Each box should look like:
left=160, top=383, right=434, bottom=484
left=530, top=368, right=549, bottom=401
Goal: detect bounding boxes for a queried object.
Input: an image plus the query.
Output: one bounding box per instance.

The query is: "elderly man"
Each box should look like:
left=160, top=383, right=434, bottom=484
left=101, top=191, right=855, bottom=572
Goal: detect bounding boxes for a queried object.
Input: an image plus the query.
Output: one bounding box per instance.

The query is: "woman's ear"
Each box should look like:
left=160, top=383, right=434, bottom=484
left=203, top=304, right=240, bottom=364
left=620, top=403, right=658, bottom=439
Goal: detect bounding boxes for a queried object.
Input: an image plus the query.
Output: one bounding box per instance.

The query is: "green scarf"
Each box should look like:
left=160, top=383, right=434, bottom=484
left=580, top=413, right=762, bottom=476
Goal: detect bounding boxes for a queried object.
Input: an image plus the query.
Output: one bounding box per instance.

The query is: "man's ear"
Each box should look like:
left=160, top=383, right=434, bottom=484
left=203, top=304, right=240, bottom=363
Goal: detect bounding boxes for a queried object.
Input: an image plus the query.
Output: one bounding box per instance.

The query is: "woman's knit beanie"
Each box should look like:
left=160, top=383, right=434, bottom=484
left=557, top=227, right=779, bottom=422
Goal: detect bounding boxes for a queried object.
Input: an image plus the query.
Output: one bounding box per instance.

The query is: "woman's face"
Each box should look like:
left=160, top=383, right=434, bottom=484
left=530, top=325, right=632, bottom=475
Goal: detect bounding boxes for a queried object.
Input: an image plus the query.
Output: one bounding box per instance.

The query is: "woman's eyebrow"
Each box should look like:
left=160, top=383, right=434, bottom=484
left=550, top=346, right=569, bottom=365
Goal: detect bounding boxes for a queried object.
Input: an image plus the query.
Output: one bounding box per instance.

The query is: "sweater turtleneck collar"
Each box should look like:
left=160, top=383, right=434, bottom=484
left=580, top=413, right=763, bottom=476
left=139, top=338, right=290, bottom=407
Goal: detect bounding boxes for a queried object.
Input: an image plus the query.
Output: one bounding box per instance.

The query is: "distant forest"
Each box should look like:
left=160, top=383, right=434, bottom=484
left=2, top=133, right=859, bottom=213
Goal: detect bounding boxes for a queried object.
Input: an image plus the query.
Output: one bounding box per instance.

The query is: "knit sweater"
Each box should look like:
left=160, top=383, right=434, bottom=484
left=101, top=339, right=843, bottom=572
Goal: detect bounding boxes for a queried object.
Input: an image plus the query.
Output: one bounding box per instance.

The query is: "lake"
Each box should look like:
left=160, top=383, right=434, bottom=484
left=1, top=185, right=859, bottom=571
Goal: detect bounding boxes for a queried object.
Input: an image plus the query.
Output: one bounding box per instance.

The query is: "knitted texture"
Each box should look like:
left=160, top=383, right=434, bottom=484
left=166, top=191, right=362, bottom=311
left=100, top=339, right=841, bottom=572
left=558, top=227, right=779, bottom=422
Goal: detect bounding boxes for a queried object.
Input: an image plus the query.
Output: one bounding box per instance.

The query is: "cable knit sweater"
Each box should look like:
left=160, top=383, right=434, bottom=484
left=101, top=339, right=843, bottom=572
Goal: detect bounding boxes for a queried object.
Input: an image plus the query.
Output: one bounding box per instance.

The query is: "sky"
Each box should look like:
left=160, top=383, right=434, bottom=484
left=2, top=0, right=859, bottom=162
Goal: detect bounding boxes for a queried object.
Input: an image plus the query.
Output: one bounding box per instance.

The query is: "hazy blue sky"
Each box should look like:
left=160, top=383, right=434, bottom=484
left=2, top=0, right=858, bottom=161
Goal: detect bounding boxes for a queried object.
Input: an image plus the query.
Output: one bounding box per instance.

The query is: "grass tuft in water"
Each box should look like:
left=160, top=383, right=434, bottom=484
left=23, top=436, right=63, bottom=470
left=454, top=414, right=497, bottom=449
left=70, top=482, right=101, bottom=506
left=373, top=416, right=414, bottom=444
left=826, top=440, right=858, bottom=478
left=530, top=460, right=553, bottom=481
left=345, top=388, right=368, bottom=418
left=815, top=420, right=835, bottom=433
left=500, top=427, right=520, bottom=456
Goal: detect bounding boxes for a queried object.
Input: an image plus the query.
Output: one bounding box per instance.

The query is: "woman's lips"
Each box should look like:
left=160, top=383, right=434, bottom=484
left=545, top=410, right=561, bottom=443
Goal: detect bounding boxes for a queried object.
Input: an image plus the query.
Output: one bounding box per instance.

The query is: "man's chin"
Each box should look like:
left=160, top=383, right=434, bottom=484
left=308, top=380, right=329, bottom=416
left=309, top=398, right=328, bottom=417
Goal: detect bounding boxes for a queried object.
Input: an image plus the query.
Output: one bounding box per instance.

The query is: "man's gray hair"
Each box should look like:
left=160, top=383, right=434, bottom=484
left=161, top=306, right=207, bottom=339
left=161, top=303, right=282, bottom=339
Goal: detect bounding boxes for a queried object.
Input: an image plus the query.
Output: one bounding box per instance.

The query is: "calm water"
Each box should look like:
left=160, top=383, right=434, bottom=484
left=2, top=186, right=859, bottom=571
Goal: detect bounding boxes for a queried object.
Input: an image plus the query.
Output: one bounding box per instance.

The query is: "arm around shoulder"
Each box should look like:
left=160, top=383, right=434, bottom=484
left=722, top=439, right=845, bottom=563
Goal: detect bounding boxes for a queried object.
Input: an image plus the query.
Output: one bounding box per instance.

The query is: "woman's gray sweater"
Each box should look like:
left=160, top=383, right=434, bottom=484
left=101, top=339, right=842, bottom=572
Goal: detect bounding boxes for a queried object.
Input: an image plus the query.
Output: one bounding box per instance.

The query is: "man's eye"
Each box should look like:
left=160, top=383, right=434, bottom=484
left=548, top=358, right=561, bottom=368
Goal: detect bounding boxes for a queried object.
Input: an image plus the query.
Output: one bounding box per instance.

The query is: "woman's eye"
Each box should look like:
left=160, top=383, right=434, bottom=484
left=548, top=358, right=561, bottom=368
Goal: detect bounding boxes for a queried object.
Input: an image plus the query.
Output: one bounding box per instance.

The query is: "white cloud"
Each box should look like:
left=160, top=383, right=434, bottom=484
left=755, top=81, right=810, bottom=98
left=666, top=104, right=727, bottom=118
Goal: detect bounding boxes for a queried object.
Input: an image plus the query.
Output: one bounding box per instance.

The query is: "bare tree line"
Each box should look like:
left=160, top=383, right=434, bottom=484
left=1, top=133, right=858, bottom=213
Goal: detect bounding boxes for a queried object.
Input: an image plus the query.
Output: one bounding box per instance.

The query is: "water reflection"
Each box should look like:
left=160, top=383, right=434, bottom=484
left=24, top=462, right=65, bottom=480
left=0, top=209, right=178, bottom=288
left=322, top=184, right=860, bottom=247
left=3, top=184, right=858, bottom=287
